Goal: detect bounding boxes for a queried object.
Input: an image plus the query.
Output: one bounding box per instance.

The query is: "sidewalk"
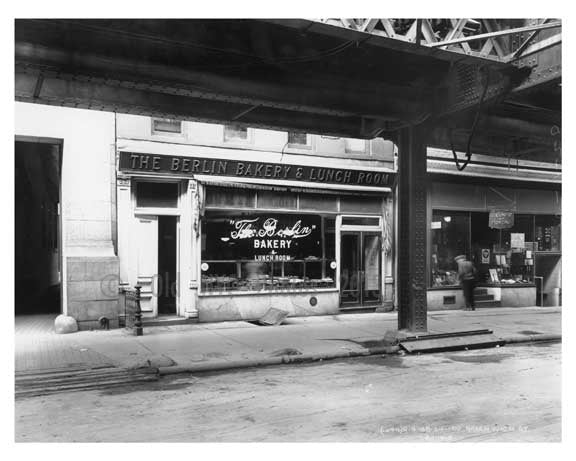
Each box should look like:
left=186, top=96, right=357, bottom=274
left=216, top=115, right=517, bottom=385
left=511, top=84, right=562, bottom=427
left=15, top=307, right=562, bottom=376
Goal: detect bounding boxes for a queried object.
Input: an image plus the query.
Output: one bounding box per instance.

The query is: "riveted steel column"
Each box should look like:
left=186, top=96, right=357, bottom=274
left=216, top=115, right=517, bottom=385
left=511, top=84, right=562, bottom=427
left=397, top=126, right=428, bottom=332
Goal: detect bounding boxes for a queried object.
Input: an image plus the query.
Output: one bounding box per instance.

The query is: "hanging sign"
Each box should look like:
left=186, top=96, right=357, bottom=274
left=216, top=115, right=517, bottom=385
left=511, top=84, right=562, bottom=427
left=489, top=210, right=514, bottom=229
left=481, top=249, right=490, bottom=264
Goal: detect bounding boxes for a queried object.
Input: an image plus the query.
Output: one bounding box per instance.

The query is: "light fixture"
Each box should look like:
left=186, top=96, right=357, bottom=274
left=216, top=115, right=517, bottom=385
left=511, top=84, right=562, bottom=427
left=443, top=216, right=452, bottom=223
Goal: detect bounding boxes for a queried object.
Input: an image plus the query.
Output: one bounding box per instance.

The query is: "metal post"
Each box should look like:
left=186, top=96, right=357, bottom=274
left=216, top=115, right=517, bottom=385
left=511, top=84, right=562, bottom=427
left=397, top=126, right=428, bottom=332
left=134, top=285, right=143, bottom=336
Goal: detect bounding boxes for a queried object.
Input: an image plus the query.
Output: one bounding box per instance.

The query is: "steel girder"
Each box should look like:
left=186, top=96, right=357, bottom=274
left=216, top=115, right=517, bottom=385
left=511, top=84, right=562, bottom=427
left=317, top=18, right=561, bottom=63
left=15, top=18, right=549, bottom=141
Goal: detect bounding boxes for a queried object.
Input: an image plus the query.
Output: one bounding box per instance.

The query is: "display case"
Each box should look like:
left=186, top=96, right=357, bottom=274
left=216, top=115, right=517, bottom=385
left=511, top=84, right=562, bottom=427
left=430, top=211, right=558, bottom=288
left=477, top=248, right=534, bottom=285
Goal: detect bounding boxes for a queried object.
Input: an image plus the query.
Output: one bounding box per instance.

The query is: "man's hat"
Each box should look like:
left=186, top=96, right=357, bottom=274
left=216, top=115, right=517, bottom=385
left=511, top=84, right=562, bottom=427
left=454, top=255, right=466, bottom=262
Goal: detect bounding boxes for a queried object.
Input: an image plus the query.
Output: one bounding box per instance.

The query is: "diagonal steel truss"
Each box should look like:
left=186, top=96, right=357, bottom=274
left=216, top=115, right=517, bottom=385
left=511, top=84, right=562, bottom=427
left=317, top=18, right=561, bottom=63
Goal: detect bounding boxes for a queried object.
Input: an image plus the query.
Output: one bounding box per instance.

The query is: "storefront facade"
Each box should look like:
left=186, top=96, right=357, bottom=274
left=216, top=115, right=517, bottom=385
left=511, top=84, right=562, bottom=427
left=16, top=103, right=560, bottom=328
left=116, top=115, right=396, bottom=322
left=426, top=148, right=561, bottom=310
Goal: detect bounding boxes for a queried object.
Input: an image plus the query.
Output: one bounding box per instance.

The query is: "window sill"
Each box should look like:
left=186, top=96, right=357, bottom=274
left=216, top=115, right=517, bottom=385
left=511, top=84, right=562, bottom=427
left=198, top=287, right=338, bottom=297
left=428, top=283, right=536, bottom=290
left=428, top=285, right=460, bottom=290
left=477, top=282, right=535, bottom=288
left=286, top=144, right=312, bottom=151
left=134, top=208, right=181, bottom=216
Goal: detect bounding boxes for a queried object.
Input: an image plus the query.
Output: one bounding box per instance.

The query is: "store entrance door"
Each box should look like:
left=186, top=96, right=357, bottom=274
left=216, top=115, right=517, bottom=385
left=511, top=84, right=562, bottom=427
left=134, top=215, right=158, bottom=315
left=340, top=232, right=382, bottom=308
left=134, top=215, right=179, bottom=316
left=158, top=216, right=177, bottom=315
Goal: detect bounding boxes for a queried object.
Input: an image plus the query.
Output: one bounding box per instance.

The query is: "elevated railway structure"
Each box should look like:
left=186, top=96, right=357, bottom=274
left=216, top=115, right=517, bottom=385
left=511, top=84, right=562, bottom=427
left=15, top=18, right=561, bottom=331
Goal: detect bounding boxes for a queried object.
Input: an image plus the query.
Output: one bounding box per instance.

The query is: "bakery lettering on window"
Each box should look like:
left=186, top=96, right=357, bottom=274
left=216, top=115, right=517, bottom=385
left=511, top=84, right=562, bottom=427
left=211, top=214, right=321, bottom=261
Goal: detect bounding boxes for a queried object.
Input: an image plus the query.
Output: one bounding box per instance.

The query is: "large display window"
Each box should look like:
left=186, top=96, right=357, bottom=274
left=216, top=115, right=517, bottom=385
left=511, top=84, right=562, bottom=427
left=430, top=210, right=561, bottom=288
left=201, top=210, right=336, bottom=292
left=430, top=211, right=470, bottom=286
left=471, top=213, right=535, bottom=285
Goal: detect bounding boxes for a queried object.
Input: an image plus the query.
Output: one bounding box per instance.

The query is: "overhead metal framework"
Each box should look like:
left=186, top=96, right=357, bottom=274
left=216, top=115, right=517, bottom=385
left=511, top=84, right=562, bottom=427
left=14, top=19, right=561, bottom=334
left=15, top=18, right=561, bottom=163
left=319, top=19, right=561, bottom=62
left=313, top=18, right=561, bottom=164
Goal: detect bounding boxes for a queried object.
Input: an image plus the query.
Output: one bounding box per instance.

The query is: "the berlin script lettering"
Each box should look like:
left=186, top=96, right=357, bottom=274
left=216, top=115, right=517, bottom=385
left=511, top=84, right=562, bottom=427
left=121, top=152, right=392, bottom=187
left=229, top=218, right=314, bottom=246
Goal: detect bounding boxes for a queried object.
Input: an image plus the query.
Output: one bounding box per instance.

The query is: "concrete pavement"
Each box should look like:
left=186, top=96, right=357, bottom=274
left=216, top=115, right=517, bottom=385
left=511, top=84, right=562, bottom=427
left=14, top=306, right=561, bottom=378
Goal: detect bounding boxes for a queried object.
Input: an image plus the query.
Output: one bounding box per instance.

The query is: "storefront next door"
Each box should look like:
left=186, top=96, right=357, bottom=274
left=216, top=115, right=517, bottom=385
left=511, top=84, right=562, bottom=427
left=340, top=232, right=382, bottom=308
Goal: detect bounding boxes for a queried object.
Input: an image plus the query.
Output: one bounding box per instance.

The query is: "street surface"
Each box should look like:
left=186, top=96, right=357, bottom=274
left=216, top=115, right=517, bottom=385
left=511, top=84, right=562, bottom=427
left=15, top=343, right=561, bottom=442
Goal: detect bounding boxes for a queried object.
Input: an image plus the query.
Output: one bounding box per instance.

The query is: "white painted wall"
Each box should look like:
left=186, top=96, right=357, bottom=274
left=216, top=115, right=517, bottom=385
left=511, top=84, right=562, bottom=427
left=116, top=114, right=396, bottom=166
left=15, top=102, right=117, bottom=314
left=15, top=102, right=116, bottom=254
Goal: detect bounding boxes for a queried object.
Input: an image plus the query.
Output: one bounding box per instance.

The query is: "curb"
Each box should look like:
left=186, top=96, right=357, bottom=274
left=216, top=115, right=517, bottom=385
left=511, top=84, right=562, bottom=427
left=156, top=334, right=560, bottom=376
left=502, top=333, right=561, bottom=344
left=158, top=345, right=400, bottom=376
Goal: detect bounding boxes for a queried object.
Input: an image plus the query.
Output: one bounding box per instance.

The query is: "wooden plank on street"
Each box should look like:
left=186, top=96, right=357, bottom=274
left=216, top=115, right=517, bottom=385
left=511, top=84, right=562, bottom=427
left=400, top=334, right=505, bottom=354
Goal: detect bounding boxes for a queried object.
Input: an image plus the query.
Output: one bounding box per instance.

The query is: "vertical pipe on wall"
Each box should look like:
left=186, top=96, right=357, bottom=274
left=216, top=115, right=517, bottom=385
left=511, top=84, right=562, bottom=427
left=112, top=112, right=118, bottom=256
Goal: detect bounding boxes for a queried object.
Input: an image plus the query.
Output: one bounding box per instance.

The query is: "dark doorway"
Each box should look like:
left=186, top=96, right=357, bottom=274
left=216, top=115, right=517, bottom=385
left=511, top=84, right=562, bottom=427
left=15, top=140, right=62, bottom=315
left=157, top=216, right=177, bottom=315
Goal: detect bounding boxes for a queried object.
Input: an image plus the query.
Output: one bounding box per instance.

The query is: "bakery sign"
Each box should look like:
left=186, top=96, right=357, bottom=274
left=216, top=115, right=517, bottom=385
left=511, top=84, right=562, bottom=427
left=119, top=152, right=394, bottom=188
left=204, top=214, right=322, bottom=261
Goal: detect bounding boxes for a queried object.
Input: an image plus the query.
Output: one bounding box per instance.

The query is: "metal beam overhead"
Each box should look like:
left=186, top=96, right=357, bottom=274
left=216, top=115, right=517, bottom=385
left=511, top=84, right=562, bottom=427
left=427, top=21, right=561, bottom=49
left=14, top=18, right=561, bottom=161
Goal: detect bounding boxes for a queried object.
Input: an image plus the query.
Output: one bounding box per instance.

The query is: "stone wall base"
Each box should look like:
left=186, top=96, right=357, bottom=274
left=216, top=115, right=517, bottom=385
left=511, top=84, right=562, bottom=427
left=66, top=256, right=120, bottom=323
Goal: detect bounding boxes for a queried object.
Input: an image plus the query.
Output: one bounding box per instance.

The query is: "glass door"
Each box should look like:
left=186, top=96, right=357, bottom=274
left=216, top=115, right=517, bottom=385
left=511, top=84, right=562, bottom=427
left=362, top=233, right=382, bottom=304
left=340, top=233, right=361, bottom=306
left=340, top=232, right=382, bottom=307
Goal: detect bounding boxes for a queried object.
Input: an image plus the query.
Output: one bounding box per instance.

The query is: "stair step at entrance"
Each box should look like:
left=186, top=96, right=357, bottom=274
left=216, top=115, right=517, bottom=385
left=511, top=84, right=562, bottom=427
left=475, top=300, right=501, bottom=308
left=142, top=316, right=197, bottom=327
left=474, top=294, right=495, bottom=302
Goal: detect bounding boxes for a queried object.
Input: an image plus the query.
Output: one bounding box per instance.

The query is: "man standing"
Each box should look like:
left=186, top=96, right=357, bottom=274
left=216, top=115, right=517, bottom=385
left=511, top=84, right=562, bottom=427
left=455, top=255, right=477, bottom=311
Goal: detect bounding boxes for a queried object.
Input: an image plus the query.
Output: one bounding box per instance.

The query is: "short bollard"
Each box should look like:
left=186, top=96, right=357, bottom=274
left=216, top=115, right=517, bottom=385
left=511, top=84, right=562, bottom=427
left=134, top=285, right=143, bottom=336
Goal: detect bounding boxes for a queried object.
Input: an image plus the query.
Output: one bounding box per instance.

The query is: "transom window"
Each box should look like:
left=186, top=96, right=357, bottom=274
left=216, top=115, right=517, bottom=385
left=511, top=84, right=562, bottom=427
left=135, top=182, right=179, bottom=208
